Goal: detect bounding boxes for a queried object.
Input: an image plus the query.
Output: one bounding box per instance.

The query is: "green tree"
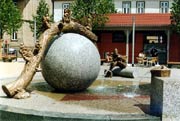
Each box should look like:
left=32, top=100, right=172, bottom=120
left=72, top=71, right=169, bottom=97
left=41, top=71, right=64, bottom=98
left=70, top=0, right=116, bottom=30
left=171, top=0, right=180, bottom=34
left=0, top=0, right=22, bottom=39
left=30, top=0, right=53, bottom=39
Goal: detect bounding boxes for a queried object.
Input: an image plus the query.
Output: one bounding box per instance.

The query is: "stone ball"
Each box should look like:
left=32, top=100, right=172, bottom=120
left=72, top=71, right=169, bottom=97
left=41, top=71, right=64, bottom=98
left=41, top=33, right=100, bottom=92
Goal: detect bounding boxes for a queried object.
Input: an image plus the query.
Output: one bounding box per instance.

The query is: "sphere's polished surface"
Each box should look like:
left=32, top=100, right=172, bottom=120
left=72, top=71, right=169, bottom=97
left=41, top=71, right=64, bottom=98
left=41, top=33, right=100, bottom=92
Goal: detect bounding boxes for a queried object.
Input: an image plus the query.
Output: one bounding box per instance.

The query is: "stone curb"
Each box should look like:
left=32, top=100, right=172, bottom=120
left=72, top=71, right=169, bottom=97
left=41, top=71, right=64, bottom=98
left=0, top=104, right=160, bottom=121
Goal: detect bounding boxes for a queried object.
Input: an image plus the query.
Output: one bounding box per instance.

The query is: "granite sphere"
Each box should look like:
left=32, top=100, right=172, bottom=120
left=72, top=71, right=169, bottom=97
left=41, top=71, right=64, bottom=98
left=41, top=33, right=100, bottom=92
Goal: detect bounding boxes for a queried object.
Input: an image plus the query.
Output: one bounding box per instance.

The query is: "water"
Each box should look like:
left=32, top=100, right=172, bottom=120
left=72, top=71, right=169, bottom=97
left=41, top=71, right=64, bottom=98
left=29, top=78, right=151, bottom=102
left=89, top=79, right=150, bottom=97
left=122, top=80, right=140, bottom=98
left=98, top=66, right=142, bottom=98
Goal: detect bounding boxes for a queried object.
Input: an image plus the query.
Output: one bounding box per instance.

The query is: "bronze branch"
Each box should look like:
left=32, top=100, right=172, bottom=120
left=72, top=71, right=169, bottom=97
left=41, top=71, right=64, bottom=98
left=2, top=10, right=97, bottom=99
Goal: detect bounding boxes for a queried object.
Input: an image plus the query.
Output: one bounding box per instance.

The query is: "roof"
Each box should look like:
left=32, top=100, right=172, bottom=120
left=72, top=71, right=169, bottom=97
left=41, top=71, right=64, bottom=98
left=106, top=13, right=171, bottom=27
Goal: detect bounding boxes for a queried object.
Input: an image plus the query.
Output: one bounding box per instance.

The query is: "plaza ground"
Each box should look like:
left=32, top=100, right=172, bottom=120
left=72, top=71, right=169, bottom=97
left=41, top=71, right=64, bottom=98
left=0, top=60, right=180, bottom=120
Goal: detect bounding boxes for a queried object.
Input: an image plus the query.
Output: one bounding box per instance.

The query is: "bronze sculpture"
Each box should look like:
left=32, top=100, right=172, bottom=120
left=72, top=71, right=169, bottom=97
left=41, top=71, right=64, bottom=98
left=104, top=48, right=127, bottom=77
left=109, top=48, right=127, bottom=70
left=2, top=9, right=97, bottom=99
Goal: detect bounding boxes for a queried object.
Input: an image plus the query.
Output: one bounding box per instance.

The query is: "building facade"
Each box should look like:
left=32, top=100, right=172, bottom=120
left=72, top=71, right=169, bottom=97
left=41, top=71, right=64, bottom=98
left=2, top=0, right=53, bottom=57
left=99, top=0, right=179, bottom=64
left=97, top=0, right=180, bottom=64
left=3, top=0, right=180, bottom=63
left=97, top=13, right=171, bottom=64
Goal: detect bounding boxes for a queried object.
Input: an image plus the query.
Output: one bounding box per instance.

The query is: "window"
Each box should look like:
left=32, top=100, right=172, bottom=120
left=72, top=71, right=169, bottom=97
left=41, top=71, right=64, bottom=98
left=136, top=1, right=145, bottom=13
left=122, top=1, right=131, bottom=14
left=160, top=1, right=169, bottom=13
left=112, top=31, right=126, bottom=42
left=62, top=3, right=70, bottom=16
left=11, top=31, right=17, bottom=41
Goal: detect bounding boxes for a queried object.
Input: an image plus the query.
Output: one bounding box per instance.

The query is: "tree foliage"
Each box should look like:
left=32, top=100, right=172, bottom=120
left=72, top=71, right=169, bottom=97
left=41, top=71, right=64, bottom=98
left=171, top=0, right=180, bottom=34
left=70, top=0, right=116, bottom=29
left=30, top=0, right=53, bottom=39
left=0, top=0, right=22, bottom=39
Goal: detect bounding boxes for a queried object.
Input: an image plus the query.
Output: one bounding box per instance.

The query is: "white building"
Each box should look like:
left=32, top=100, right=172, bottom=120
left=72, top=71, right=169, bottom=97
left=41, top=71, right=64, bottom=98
left=53, top=0, right=173, bottom=22
left=113, top=0, right=173, bottom=14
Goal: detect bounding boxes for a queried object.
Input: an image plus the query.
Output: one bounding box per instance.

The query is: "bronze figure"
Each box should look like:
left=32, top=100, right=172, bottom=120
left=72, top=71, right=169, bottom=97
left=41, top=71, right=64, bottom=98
left=104, top=48, right=127, bottom=78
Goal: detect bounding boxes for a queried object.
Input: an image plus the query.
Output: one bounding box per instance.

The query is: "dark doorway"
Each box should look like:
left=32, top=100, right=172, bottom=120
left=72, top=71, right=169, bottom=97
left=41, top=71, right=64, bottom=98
left=143, top=31, right=167, bottom=64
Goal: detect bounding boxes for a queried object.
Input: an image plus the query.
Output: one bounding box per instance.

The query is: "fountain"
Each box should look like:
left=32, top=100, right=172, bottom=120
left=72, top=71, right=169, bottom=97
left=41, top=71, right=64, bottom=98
left=0, top=64, right=159, bottom=120
left=1, top=9, right=98, bottom=99
left=0, top=9, right=160, bottom=121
